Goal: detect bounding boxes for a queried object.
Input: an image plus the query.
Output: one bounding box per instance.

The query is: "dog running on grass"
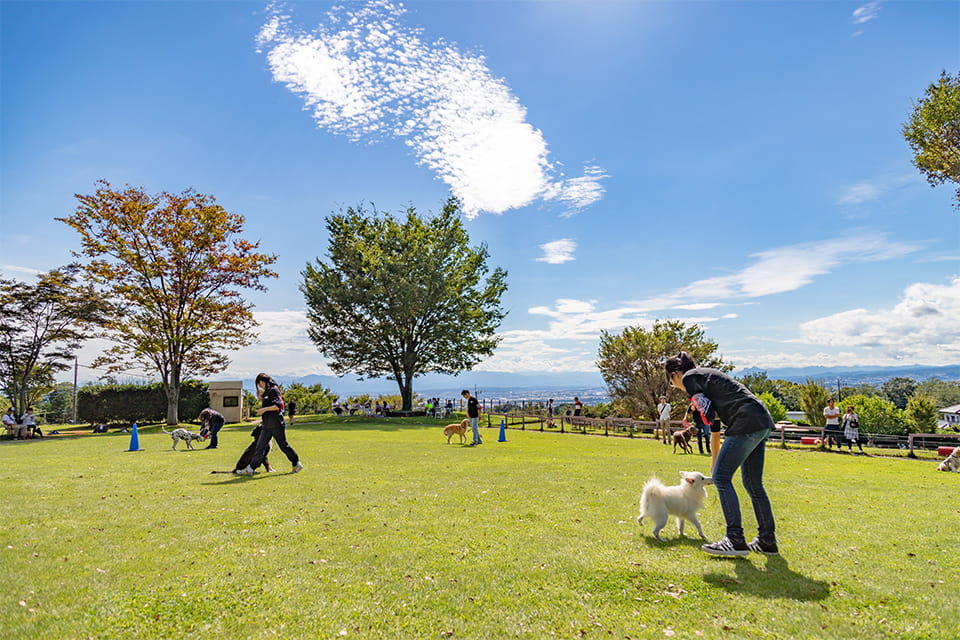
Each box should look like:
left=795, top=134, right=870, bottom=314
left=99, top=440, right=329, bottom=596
left=637, top=471, right=714, bottom=541
left=672, top=423, right=697, bottom=455
left=937, top=446, right=960, bottom=472
left=210, top=424, right=274, bottom=474
left=443, top=419, right=469, bottom=444
left=161, top=425, right=205, bottom=450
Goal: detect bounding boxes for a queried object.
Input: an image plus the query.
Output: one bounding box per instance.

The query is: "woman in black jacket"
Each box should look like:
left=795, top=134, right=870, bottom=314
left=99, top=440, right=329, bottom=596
left=665, top=352, right=778, bottom=557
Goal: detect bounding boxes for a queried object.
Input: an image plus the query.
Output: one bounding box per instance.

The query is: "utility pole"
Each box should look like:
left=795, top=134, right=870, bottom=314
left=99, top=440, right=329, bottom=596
left=72, top=357, right=79, bottom=424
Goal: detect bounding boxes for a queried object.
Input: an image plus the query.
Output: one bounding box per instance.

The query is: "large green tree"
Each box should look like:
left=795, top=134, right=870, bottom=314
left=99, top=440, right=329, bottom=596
left=915, top=377, right=960, bottom=408
left=881, top=376, right=917, bottom=410
left=301, top=198, right=508, bottom=411
left=596, top=320, right=729, bottom=420
left=904, top=393, right=939, bottom=434
left=59, top=181, right=278, bottom=425
left=798, top=379, right=830, bottom=429
left=0, top=266, right=106, bottom=417
left=902, top=70, right=960, bottom=209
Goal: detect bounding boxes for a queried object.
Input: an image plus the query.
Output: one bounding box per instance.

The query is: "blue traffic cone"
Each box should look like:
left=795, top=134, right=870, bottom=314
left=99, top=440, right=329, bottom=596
left=126, top=423, right=142, bottom=452
left=498, top=419, right=507, bottom=442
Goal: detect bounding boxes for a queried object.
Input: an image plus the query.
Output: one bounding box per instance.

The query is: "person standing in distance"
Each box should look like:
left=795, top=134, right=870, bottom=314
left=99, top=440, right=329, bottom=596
left=237, top=373, right=302, bottom=475
left=665, top=352, right=778, bottom=557
left=656, top=395, right=672, bottom=444
left=461, top=389, right=482, bottom=446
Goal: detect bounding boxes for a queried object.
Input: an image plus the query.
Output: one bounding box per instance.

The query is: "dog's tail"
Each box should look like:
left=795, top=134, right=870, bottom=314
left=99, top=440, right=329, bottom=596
left=638, top=477, right=665, bottom=521
left=160, top=425, right=171, bottom=433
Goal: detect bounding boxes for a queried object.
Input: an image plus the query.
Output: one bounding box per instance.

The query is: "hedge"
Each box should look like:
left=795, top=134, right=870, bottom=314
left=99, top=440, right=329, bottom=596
left=76, top=380, right=209, bottom=425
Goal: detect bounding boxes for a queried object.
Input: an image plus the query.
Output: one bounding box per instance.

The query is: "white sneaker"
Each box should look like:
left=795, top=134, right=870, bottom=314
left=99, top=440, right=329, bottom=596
left=292, top=461, right=303, bottom=474
left=236, top=466, right=255, bottom=476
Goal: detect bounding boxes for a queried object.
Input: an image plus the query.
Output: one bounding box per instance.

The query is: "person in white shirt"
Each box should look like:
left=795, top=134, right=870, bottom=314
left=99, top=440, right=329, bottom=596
left=822, top=400, right=841, bottom=449
left=656, top=396, right=672, bottom=444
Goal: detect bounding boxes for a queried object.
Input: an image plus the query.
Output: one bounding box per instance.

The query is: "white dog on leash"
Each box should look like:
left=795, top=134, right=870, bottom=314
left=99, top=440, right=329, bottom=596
left=637, top=471, right=714, bottom=541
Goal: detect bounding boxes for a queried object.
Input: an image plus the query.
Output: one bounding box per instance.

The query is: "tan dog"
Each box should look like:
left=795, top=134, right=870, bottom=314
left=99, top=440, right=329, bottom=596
left=443, top=419, right=469, bottom=444
left=937, top=446, right=960, bottom=472
left=673, top=425, right=696, bottom=454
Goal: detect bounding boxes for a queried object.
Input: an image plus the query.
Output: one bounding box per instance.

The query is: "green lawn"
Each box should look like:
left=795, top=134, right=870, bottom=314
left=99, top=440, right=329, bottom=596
left=2, top=419, right=957, bottom=639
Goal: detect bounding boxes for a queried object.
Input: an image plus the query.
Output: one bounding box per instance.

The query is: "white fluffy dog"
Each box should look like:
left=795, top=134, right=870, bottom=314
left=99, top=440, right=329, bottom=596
left=637, top=471, right=714, bottom=542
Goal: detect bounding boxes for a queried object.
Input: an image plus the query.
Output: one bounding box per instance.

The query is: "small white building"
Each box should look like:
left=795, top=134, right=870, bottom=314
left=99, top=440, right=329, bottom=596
left=208, top=381, right=244, bottom=423
left=937, top=404, right=960, bottom=431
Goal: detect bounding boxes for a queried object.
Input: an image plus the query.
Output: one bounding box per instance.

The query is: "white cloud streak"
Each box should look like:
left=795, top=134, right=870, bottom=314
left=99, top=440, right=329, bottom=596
left=537, top=239, right=577, bottom=264
left=630, top=231, right=917, bottom=309
left=256, top=1, right=605, bottom=217
left=799, top=277, right=960, bottom=364
left=852, top=2, right=881, bottom=25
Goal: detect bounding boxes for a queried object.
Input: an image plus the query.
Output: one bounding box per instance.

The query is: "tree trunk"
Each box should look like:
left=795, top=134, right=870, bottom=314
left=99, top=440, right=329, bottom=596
left=164, top=373, right=181, bottom=426
left=400, top=370, right=415, bottom=411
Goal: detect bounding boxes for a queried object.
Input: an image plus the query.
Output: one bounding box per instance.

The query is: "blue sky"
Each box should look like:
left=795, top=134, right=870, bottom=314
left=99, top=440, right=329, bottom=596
left=2, top=0, right=959, bottom=384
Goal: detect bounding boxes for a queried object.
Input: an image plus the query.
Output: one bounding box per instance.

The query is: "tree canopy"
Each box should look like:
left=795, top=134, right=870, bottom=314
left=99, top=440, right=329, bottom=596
left=0, top=265, right=107, bottom=417
left=301, top=198, right=508, bottom=411
left=58, top=181, right=277, bottom=424
left=902, top=70, right=960, bottom=209
left=596, top=320, right=730, bottom=420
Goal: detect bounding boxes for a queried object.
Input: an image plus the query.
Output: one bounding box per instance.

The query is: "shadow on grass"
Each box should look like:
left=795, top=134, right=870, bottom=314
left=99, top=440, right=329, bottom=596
left=703, top=555, right=830, bottom=601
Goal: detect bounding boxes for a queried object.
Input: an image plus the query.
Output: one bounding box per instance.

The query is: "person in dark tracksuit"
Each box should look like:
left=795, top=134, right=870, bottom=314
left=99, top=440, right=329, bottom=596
left=199, top=408, right=226, bottom=449
left=237, top=373, right=302, bottom=475
left=461, top=389, right=482, bottom=446
left=666, top=352, right=778, bottom=557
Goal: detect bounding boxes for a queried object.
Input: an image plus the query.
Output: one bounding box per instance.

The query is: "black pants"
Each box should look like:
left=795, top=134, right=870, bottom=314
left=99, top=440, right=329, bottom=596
left=696, top=423, right=711, bottom=454
left=207, top=418, right=224, bottom=448
left=249, top=421, right=298, bottom=469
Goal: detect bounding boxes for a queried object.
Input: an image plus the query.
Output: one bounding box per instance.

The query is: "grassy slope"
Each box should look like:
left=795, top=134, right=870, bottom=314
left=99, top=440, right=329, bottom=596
left=1, top=420, right=957, bottom=639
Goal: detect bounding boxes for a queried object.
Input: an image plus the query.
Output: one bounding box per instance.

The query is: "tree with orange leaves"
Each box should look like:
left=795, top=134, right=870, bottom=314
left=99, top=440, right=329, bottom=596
left=58, top=181, right=278, bottom=425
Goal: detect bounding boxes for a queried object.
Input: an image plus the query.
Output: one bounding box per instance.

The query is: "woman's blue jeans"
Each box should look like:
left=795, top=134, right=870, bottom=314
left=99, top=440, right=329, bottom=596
left=712, top=428, right=776, bottom=544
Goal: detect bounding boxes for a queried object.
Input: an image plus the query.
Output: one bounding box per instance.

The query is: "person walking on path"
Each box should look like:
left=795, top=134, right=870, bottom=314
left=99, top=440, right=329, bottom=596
left=237, top=373, right=302, bottom=475
left=462, top=389, right=482, bottom=446
left=842, top=406, right=864, bottom=454
left=199, top=407, right=226, bottom=450
left=666, top=351, right=778, bottom=558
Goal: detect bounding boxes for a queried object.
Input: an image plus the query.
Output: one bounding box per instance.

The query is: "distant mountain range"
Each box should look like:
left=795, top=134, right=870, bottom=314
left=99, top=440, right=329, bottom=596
left=247, top=364, right=960, bottom=399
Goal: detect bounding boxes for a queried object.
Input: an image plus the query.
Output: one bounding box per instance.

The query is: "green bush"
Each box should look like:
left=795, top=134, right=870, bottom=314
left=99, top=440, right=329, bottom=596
left=77, top=380, right=208, bottom=425
left=842, top=394, right=905, bottom=435
left=759, top=391, right=787, bottom=422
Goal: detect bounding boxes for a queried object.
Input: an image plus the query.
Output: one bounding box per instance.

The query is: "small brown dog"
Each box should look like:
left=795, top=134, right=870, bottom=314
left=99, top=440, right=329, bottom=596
left=673, top=424, right=696, bottom=454
left=443, top=419, right=469, bottom=444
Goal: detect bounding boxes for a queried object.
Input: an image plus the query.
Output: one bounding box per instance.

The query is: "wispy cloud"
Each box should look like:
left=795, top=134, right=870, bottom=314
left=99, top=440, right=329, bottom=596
left=852, top=2, right=881, bottom=25
left=630, top=231, right=917, bottom=308
left=837, top=182, right=882, bottom=205
left=537, top=239, right=577, bottom=264
left=0, top=264, right=43, bottom=278
left=798, top=276, right=960, bottom=364
left=851, top=1, right=881, bottom=36
left=836, top=174, right=917, bottom=206
left=256, top=1, right=605, bottom=218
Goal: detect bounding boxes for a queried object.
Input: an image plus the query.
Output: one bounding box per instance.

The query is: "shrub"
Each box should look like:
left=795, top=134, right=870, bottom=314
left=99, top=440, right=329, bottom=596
left=77, top=380, right=208, bottom=425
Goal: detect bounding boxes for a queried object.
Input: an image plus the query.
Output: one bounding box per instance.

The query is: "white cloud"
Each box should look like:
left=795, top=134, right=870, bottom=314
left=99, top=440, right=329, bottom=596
left=837, top=182, right=882, bottom=205
left=222, top=310, right=334, bottom=379
left=852, top=2, right=881, bottom=25
left=257, top=1, right=605, bottom=217
left=798, top=277, right=960, bottom=364
left=536, top=239, right=577, bottom=264
left=630, top=231, right=917, bottom=308
left=0, top=264, right=43, bottom=278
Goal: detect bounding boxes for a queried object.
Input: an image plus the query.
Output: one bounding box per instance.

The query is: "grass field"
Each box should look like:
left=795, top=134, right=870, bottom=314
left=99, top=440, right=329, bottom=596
left=2, top=418, right=957, bottom=639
